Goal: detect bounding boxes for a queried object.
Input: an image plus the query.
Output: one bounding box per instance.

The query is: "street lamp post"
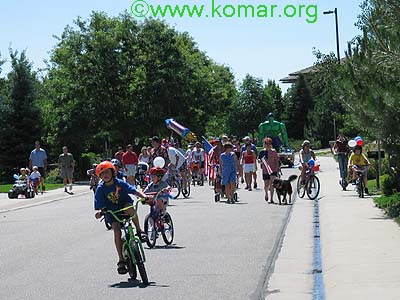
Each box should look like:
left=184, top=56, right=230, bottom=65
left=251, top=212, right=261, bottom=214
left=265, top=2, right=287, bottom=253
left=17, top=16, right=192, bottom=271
left=323, top=8, right=340, bottom=63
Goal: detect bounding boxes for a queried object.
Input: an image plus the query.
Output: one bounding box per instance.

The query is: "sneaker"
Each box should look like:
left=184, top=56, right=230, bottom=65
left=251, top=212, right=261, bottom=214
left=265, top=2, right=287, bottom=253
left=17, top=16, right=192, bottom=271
left=117, top=261, right=128, bottom=275
left=248, top=187, right=252, bottom=191
left=244, top=186, right=249, bottom=190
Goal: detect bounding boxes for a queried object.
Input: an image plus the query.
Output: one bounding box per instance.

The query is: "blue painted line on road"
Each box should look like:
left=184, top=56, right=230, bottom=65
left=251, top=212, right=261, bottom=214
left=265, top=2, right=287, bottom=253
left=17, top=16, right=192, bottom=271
left=313, top=200, right=325, bottom=300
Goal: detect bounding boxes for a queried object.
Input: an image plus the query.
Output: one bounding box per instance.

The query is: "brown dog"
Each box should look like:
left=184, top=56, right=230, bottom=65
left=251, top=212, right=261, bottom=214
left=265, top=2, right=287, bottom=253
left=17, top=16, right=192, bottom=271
left=273, top=175, right=298, bottom=205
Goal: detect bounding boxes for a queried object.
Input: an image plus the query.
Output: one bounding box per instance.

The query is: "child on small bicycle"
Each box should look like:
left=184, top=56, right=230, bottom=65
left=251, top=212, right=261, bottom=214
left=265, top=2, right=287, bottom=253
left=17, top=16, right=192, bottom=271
left=94, top=161, right=150, bottom=275
left=143, top=167, right=170, bottom=216
left=299, top=140, right=316, bottom=184
left=348, top=145, right=370, bottom=194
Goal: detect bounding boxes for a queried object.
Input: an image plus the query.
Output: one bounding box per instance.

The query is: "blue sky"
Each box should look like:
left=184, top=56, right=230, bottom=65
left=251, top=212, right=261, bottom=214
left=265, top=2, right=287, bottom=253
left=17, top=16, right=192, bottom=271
left=0, top=0, right=363, bottom=92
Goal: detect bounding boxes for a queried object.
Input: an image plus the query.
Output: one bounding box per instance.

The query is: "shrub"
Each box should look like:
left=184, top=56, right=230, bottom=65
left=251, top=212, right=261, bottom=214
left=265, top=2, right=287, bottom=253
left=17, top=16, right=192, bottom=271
left=374, top=193, right=400, bottom=219
left=382, top=172, right=400, bottom=196
left=46, top=167, right=63, bottom=184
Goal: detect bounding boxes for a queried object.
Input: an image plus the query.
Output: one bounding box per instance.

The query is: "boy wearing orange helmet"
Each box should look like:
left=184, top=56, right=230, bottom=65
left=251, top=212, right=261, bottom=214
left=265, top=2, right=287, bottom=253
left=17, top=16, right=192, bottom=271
left=94, top=161, right=149, bottom=275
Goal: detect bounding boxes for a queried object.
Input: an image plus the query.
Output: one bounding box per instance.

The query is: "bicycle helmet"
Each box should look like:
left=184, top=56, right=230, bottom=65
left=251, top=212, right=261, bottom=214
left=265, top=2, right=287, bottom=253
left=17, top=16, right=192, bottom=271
left=95, top=161, right=116, bottom=176
left=111, top=159, right=122, bottom=168
left=149, top=167, right=166, bottom=177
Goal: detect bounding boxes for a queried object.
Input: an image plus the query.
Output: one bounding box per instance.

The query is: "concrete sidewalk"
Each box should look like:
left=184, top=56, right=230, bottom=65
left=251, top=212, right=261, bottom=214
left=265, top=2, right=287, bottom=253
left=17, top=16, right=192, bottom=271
left=0, top=183, right=92, bottom=213
left=265, top=155, right=400, bottom=299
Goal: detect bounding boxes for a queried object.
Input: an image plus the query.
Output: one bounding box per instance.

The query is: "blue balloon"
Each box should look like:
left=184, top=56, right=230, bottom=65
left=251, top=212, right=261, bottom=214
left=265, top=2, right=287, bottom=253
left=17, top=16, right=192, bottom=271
left=308, top=159, right=315, bottom=167
left=354, top=136, right=362, bottom=141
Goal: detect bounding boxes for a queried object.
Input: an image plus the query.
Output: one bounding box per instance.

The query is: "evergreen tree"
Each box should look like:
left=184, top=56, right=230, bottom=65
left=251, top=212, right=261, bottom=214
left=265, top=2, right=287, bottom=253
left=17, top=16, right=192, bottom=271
left=0, top=51, right=42, bottom=175
left=285, top=75, right=313, bottom=139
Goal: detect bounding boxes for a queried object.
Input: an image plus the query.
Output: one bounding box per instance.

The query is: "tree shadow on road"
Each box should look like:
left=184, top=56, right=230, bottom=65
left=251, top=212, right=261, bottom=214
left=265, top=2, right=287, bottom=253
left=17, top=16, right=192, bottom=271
left=109, top=280, right=169, bottom=288
left=147, top=244, right=186, bottom=250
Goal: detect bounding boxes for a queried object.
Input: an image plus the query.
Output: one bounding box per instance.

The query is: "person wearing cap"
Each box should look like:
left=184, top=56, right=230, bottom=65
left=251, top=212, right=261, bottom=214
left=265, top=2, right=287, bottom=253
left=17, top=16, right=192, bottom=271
left=121, top=144, right=138, bottom=186
left=149, top=136, right=170, bottom=167
left=299, top=140, right=316, bottom=184
left=138, top=146, right=150, bottom=164
left=221, top=135, right=229, bottom=144
left=258, top=112, right=289, bottom=152
left=241, top=136, right=258, bottom=188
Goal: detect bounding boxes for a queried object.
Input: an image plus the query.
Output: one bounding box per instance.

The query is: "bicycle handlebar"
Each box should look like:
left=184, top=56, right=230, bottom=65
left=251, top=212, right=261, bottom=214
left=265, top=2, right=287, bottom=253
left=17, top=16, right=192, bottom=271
left=100, top=198, right=146, bottom=223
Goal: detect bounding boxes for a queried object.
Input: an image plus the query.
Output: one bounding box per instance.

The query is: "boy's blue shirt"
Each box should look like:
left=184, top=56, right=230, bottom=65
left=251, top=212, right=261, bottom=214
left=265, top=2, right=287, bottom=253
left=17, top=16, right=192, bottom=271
left=94, top=178, right=137, bottom=210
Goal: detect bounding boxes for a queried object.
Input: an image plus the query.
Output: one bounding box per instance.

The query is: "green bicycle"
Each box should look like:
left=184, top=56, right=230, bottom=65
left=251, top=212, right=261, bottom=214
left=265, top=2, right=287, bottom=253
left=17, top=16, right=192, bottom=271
left=102, top=200, right=149, bottom=285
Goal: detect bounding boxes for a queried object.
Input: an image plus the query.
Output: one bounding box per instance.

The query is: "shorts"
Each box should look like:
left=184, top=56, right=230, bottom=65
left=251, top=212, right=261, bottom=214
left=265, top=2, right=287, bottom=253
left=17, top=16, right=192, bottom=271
left=243, top=163, right=255, bottom=173
left=125, top=164, right=137, bottom=176
left=179, top=162, right=187, bottom=172
left=222, top=170, right=237, bottom=186
left=262, top=172, right=278, bottom=180
left=60, top=167, right=73, bottom=179
left=38, top=167, right=46, bottom=178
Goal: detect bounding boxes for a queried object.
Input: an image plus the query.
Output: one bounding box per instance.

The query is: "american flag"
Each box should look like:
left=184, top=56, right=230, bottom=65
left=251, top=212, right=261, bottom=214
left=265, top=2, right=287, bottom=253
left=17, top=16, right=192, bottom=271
left=261, top=156, right=273, bottom=175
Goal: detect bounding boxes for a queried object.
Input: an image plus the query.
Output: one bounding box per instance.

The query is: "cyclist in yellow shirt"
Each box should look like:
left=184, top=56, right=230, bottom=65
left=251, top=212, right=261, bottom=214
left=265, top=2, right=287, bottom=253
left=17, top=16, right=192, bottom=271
left=348, top=145, right=370, bottom=194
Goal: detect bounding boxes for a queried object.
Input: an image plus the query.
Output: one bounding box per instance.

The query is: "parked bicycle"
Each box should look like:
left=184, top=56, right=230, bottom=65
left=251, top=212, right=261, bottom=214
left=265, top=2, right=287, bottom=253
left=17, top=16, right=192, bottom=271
left=143, top=190, right=174, bottom=248
left=297, top=161, right=320, bottom=200
left=100, top=200, right=149, bottom=285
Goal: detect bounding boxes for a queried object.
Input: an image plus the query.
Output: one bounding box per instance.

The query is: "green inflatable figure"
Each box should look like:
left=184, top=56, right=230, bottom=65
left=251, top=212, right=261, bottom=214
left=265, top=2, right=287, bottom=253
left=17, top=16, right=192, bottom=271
left=258, top=112, right=289, bottom=151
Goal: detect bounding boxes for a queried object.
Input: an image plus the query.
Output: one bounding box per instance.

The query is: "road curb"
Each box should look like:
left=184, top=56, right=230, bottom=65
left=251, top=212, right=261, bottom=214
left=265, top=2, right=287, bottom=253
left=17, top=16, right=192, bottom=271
left=251, top=192, right=297, bottom=300
left=0, top=190, right=92, bottom=214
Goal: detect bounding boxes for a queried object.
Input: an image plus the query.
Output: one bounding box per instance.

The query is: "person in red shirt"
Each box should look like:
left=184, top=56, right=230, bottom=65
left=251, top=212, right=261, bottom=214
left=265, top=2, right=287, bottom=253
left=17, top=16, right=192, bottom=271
left=114, top=146, right=124, bottom=162
left=121, top=144, right=138, bottom=185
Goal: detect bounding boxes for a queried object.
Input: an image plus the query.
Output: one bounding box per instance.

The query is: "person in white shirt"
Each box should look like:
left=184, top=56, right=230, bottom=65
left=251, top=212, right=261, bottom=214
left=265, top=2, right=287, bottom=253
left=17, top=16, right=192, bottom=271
left=191, top=142, right=205, bottom=179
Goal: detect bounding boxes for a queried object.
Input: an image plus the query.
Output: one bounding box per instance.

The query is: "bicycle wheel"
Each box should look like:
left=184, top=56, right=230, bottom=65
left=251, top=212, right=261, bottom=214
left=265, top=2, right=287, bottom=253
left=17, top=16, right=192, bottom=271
left=161, top=212, right=174, bottom=245
left=169, top=180, right=181, bottom=199
left=296, top=176, right=306, bottom=198
left=132, top=241, right=149, bottom=285
left=144, top=214, right=157, bottom=248
left=306, top=175, right=320, bottom=200
left=124, top=245, right=137, bottom=279
left=359, top=179, right=364, bottom=198
left=182, top=182, right=190, bottom=198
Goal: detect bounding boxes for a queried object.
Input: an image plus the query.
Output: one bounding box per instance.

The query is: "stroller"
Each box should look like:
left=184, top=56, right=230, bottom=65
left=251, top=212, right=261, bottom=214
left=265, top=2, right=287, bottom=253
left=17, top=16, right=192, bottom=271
left=8, top=174, right=35, bottom=199
left=190, top=162, right=204, bottom=186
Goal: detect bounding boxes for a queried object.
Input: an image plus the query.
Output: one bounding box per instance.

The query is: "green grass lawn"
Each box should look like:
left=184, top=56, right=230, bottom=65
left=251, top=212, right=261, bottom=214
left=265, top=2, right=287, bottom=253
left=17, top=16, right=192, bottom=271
left=0, top=183, right=64, bottom=193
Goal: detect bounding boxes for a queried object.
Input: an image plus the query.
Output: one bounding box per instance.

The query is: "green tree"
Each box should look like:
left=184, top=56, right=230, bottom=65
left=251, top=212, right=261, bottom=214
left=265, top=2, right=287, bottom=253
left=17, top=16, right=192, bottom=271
left=264, top=79, right=284, bottom=120
left=228, top=74, right=273, bottom=137
left=0, top=50, right=42, bottom=175
left=284, top=75, right=313, bottom=139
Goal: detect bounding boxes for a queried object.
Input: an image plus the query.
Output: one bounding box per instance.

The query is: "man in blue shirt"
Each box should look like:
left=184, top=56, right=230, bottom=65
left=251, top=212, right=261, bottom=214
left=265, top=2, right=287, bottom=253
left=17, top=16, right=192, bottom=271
left=94, top=161, right=149, bottom=275
left=29, top=141, right=47, bottom=194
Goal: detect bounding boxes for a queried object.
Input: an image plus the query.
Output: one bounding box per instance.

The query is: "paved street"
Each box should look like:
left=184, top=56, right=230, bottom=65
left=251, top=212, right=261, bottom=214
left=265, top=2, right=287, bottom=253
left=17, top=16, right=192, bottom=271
left=0, top=167, right=298, bottom=300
